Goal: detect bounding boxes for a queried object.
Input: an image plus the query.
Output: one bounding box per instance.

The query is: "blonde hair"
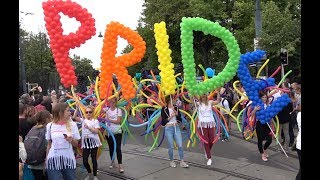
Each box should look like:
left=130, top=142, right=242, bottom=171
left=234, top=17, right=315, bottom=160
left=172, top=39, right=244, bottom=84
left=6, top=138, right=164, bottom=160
left=86, top=105, right=95, bottom=112
left=199, top=94, right=209, bottom=106
left=52, top=103, right=71, bottom=133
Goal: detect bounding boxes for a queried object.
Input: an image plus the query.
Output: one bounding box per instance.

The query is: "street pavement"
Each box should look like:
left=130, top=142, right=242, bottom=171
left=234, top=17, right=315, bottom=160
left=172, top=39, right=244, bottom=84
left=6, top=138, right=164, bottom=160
left=75, top=116, right=299, bottom=180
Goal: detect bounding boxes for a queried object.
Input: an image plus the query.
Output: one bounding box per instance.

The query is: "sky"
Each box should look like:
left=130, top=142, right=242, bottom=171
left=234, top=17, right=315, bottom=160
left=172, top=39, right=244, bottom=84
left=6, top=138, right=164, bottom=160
left=19, top=0, right=145, bottom=69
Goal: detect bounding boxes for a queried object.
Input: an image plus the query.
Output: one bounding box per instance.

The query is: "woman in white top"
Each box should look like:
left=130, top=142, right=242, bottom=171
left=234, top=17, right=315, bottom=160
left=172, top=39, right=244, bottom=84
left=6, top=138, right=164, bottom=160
left=194, top=90, right=221, bottom=166
left=104, top=97, right=124, bottom=173
left=295, top=104, right=301, bottom=180
left=73, top=105, right=101, bottom=180
left=19, top=135, right=27, bottom=180
left=45, top=103, right=80, bottom=180
left=160, top=96, right=189, bottom=168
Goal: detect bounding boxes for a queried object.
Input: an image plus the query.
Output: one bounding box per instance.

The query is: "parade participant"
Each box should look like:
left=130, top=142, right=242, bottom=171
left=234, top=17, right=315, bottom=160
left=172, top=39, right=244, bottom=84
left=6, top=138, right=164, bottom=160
left=295, top=104, right=301, bottom=180
left=19, top=103, right=34, bottom=141
left=19, top=135, right=27, bottom=180
left=276, top=91, right=293, bottom=151
left=73, top=106, right=101, bottom=180
left=219, top=87, right=231, bottom=142
left=251, top=91, right=272, bottom=162
left=161, top=96, right=189, bottom=168
left=45, top=103, right=80, bottom=180
left=27, top=110, right=51, bottom=180
left=104, top=97, right=125, bottom=173
left=194, top=89, right=221, bottom=166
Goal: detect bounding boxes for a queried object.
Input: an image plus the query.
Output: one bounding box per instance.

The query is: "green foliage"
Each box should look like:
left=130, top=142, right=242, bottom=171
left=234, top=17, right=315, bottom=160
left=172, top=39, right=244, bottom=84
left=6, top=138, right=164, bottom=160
left=22, top=31, right=56, bottom=93
left=71, top=55, right=95, bottom=93
left=135, top=0, right=300, bottom=81
left=19, top=27, right=96, bottom=94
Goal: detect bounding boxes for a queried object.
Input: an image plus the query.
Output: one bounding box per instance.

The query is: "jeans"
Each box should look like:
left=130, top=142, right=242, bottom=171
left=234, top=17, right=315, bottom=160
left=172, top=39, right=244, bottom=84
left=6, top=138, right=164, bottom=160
left=165, top=125, right=184, bottom=161
left=47, top=168, right=76, bottom=180
left=289, top=117, right=295, bottom=145
left=31, top=169, right=48, bottom=180
left=279, top=122, right=290, bottom=149
left=221, top=114, right=230, bottom=139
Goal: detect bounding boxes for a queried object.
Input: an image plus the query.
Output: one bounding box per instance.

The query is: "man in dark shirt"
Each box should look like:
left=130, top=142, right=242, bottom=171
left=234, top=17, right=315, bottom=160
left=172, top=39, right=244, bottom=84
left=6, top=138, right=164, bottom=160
left=19, top=103, right=33, bottom=140
left=277, top=100, right=293, bottom=151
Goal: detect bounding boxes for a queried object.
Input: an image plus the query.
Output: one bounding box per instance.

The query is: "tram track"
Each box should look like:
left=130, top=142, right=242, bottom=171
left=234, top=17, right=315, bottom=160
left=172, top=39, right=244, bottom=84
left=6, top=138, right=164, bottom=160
left=80, top=150, right=263, bottom=180
left=122, top=150, right=263, bottom=180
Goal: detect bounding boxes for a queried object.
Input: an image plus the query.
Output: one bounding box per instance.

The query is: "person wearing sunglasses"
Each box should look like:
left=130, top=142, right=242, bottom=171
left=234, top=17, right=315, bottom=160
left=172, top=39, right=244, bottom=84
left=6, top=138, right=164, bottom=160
left=103, top=97, right=124, bottom=173
left=73, top=105, right=101, bottom=180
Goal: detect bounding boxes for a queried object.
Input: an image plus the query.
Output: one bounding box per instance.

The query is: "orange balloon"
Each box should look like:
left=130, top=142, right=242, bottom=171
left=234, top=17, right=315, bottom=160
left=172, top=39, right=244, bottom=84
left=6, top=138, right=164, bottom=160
left=99, top=21, right=146, bottom=100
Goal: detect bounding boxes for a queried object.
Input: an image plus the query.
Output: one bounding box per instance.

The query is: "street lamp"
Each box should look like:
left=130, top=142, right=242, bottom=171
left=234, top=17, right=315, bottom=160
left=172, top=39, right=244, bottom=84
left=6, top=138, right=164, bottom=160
left=98, top=32, right=103, bottom=38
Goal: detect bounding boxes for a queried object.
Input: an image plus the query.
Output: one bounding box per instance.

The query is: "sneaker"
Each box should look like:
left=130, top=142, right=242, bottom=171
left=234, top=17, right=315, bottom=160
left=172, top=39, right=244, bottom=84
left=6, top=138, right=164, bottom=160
left=84, top=174, right=92, bottom=180
left=119, top=164, right=124, bottom=173
left=207, top=159, right=212, bottom=166
left=180, top=161, right=189, bottom=168
left=93, top=176, right=99, bottom=180
left=109, top=161, right=115, bottom=169
left=262, top=155, right=268, bottom=162
left=288, top=142, right=293, bottom=148
left=170, top=161, right=177, bottom=168
left=221, top=139, right=226, bottom=142
left=263, top=151, right=269, bottom=158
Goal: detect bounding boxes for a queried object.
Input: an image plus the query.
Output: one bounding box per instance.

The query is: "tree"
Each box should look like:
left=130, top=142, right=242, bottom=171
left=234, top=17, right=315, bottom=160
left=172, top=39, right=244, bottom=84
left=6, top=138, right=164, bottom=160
left=133, top=0, right=300, bottom=80
left=71, top=55, right=95, bottom=93
left=139, top=0, right=243, bottom=73
left=22, top=30, right=56, bottom=94
left=20, top=25, right=97, bottom=94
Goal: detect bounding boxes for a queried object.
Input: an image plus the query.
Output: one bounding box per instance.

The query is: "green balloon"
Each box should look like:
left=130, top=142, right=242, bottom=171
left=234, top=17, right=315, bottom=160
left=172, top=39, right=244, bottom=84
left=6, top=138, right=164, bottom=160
left=180, top=17, right=240, bottom=96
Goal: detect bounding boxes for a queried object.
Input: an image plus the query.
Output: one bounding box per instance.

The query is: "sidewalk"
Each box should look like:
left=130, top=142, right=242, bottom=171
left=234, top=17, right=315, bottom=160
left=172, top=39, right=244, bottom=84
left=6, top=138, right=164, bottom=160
left=76, top=143, right=298, bottom=180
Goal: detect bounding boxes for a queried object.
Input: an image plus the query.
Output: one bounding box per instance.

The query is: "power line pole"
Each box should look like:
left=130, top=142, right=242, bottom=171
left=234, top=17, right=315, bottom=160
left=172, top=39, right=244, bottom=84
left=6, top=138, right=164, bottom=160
left=19, top=24, right=27, bottom=94
left=254, top=0, right=268, bottom=77
left=254, top=0, right=262, bottom=39
left=19, top=11, right=35, bottom=94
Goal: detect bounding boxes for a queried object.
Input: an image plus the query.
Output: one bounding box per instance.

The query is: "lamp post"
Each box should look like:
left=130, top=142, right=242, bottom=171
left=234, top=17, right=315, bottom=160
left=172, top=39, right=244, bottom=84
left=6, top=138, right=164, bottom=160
left=19, top=11, right=34, bottom=94
left=19, top=24, right=27, bottom=94
left=98, top=32, right=103, bottom=38
left=254, top=0, right=268, bottom=77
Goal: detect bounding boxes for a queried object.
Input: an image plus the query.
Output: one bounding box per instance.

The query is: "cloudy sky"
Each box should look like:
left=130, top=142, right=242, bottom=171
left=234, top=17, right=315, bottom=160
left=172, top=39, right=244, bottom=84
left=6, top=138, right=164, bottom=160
left=19, top=0, right=145, bottom=68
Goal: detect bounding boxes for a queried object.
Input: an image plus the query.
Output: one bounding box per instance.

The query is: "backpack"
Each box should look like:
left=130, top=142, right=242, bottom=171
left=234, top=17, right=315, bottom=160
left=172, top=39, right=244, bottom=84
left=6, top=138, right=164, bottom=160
left=24, top=126, right=47, bottom=166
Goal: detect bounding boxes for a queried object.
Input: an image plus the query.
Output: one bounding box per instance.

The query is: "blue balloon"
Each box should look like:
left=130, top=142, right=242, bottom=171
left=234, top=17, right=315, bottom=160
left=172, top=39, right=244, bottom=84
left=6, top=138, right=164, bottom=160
left=135, top=73, right=141, bottom=79
left=206, top=68, right=215, bottom=78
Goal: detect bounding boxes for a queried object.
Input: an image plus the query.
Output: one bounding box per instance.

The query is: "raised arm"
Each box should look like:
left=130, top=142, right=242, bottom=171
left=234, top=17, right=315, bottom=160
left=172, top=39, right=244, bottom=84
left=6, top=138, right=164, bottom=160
left=212, top=89, right=221, bottom=105
left=72, top=107, right=81, bottom=122
left=251, top=105, right=261, bottom=118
